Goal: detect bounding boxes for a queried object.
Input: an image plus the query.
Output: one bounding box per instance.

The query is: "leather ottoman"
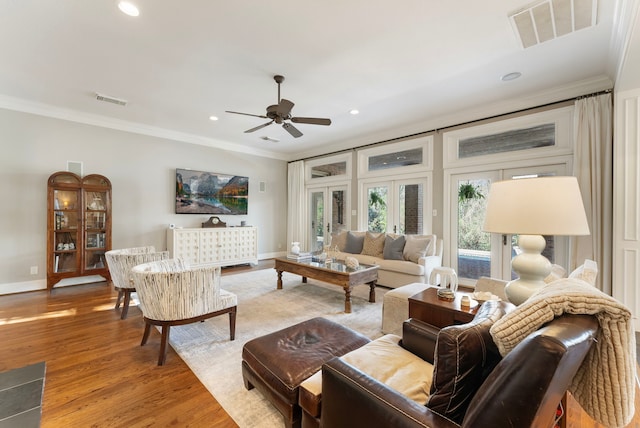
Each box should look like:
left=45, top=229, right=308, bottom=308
left=241, top=317, right=370, bottom=428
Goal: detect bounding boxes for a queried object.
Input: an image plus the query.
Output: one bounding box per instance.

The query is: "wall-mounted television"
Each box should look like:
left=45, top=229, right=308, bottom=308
left=175, top=168, right=248, bottom=215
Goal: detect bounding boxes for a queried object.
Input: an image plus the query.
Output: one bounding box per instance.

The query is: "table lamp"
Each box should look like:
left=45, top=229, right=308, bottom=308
left=482, top=176, right=590, bottom=305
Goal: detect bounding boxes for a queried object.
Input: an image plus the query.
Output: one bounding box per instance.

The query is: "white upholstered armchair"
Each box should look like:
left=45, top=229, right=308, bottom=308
left=131, top=259, right=238, bottom=365
left=105, top=246, right=169, bottom=319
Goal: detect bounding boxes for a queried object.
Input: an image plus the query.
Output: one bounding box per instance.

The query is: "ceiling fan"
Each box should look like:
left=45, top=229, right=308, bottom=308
left=225, top=75, right=331, bottom=138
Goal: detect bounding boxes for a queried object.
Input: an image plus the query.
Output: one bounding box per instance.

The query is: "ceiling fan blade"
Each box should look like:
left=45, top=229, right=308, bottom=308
left=244, top=121, right=274, bottom=133
left=291, top=117, right=332, bottom=126
left=277, top=99, right=295, bottom=117
left=282, top=122, right=303, bottom=138
left=226, top=110, right=268, bottom=119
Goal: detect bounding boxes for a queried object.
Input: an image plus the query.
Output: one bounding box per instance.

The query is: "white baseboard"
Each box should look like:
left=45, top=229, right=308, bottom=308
left=0, top=279, right=47, bottom=295
left=0, top=275, right=107, bottom=295
left=259, top=251, right=287, bottom=259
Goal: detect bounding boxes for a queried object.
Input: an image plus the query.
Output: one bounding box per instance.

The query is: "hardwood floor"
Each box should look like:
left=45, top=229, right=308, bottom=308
left=0, top=261, right=272, bottom=428
left=1, top=259, right=638, bottom=427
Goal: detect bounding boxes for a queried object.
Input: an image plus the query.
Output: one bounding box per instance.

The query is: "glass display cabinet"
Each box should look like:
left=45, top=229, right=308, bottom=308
left=47, top=171, right=112, bottom=290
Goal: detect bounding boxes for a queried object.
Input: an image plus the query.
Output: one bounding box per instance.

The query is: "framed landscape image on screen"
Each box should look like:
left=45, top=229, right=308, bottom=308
left=175, top=168, right=248, bottom=214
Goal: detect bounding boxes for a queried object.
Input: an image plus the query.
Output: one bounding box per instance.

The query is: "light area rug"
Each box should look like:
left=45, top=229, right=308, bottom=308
left=166, top=268, right=386, bottom=428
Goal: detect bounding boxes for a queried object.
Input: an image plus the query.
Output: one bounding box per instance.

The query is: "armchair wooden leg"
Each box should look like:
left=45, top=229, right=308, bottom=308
left=115, top=290, right=123, bottom=309
left=121, top=290, right=132, bottom=320
left=229, top=306, right=237, bottom=341
left=158, top=325, right=170, bottom=366
left=141, top=322, right=151, bottom=346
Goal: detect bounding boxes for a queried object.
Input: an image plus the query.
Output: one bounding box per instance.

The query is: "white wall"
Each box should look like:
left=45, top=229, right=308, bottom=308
left=0, top=108, right=287, bottom=294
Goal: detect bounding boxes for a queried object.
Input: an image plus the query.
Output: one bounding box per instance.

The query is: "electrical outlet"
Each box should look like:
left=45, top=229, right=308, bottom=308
left=30, top=266, right=38, bottom=275
left=278, top=243, right=282, bottom=249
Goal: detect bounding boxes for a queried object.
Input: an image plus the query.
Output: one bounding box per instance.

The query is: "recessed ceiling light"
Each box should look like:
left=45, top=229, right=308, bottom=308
left=349, top=109, right=359, bottom=115
left=209, top=115, right=219, bottom=121
left=501, top=72, right=522, bottom=82
left=118, top=1, right=140, bottom=17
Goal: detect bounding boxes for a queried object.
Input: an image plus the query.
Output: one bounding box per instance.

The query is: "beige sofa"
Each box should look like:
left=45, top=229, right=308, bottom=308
left=330, top=231, right=443, bottom=289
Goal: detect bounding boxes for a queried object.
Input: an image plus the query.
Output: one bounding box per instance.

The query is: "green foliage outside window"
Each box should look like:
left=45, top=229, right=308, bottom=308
left=368, top=188, right=387, bottom=233
left=458, top=182, right=490, bottom=251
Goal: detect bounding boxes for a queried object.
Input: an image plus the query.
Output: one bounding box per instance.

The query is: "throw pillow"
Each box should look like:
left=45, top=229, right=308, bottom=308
left=544, top=264, right=567, bottom=284
left=426, top=301, right=513, bottom=424
left=383, top=235, right=406, bottom=260
left=330, top=231, right=348, bottom=252
left=344, top=231, right=365, bottom=254
left=403, top=235, right=433, bottom=263
left=568, top=259, right=598, bottom=286
left=361, top=232, right=385, bottom=257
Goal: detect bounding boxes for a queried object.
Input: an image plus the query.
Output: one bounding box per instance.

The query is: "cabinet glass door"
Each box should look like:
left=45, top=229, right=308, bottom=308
left=53, top=189, right=80, bottom=273
left=84, top=190, right=109, bottom=271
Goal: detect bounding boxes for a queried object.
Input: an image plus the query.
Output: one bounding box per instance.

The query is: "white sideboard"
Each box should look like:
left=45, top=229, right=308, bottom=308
left=166, top=227, right=258, bottom=267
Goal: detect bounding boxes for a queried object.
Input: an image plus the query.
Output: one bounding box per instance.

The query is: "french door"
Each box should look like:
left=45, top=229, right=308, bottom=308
left=449, top=163, right=569, bottom=286
left=308, top=185, right=349, bottom=252
left=362, top=177, right=429, bottom=234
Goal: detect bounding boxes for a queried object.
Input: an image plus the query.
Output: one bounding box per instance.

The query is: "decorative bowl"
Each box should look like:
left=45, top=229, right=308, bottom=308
left=472, top=291, right=501, bottom=303
left=345, top=256, right=359, bottom=269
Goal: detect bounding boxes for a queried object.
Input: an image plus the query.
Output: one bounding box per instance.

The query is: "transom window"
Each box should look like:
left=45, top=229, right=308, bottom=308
left=368, top=148, right=423, bottom=171
left=458, top=123, right=555, bottom=158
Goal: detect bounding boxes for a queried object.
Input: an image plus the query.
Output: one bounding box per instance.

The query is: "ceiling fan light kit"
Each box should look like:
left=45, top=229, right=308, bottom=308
left=226, top=75, right=331, bottom=139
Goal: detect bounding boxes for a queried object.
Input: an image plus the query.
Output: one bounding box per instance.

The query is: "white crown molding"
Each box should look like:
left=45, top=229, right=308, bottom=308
left=609, top=0, right=640, bottom=82
left=0, top=94, right=288, bottom=161
left=290, top=75, right=614, bottom=161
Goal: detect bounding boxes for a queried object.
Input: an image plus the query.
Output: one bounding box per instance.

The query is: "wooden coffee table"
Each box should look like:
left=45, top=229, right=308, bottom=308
left=408, top=286, right=479, bottom=328
left=274, top=257, right=378, bottom=313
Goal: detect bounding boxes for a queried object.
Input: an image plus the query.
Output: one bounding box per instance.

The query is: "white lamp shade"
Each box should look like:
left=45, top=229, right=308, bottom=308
left=483, top=176, right=590, bottom=236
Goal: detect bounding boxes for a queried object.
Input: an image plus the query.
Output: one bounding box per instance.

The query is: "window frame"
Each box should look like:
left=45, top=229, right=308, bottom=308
left=305, top=153, right=352, bottom=184
left=443, top=106, right=573, bottom=169
left=357, top=136, right=434, bottom=179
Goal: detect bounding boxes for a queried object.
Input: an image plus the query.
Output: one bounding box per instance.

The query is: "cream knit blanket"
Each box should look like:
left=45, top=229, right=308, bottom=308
left=490, top=278, right=636, bottom=427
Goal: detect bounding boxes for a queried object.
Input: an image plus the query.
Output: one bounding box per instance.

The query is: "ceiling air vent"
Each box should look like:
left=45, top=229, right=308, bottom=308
left=509, top=0, right=597, bottom=48
left=95, top=92, right=128, bottom=106
left=260, top=136, right=280, bottom=143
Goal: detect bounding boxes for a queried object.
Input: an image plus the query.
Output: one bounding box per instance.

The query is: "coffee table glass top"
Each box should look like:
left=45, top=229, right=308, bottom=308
left=285, top=258, right=376, bottom=273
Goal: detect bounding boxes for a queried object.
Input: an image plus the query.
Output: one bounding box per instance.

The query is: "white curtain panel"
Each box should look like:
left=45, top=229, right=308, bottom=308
left=572, top=93, right=613, bottom=294
left=287, top=160, right=307, bottom=252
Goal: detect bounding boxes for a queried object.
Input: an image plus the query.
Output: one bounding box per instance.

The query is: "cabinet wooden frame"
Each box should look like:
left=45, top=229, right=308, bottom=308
left=47, top=171, right=112, bottom=290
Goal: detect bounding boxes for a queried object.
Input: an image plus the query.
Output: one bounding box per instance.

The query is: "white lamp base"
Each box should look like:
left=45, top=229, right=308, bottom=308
left=504, top=234, right=552, bottom=305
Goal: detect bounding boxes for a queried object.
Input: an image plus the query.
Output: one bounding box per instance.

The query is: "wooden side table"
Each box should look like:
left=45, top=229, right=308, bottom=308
left=408, top=287, right=479, bottom=328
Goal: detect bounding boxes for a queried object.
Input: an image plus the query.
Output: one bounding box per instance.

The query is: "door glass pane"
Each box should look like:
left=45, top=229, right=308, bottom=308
left=398, top=183, right=423, bottom=235
left=457, top=179, right=491, bottom=280
left=310, top=191, right=324, bottom=252
left=367, top=186, right=388, bottom=232
left=331, top=189, right=347, bottom=234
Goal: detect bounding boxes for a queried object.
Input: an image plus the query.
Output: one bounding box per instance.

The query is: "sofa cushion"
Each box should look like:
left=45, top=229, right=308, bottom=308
left=375, top=258, right=424, bottom=275
left=344, top=231, right=365, bottom=254
left=361, top=232, right=386, bottom=257
left=403, top=235, right=434, bottom=262
left=426, top=300, right=512, bottom=424
left=300, top=334, right=434, bottom=418
left=383, top=235, right=406, bottom=260
left=330, top=230, right=348, bottom=252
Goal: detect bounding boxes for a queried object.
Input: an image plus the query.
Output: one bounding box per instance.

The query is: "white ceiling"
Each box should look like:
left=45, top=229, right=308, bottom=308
left=0, top=0, right=637, bottom=161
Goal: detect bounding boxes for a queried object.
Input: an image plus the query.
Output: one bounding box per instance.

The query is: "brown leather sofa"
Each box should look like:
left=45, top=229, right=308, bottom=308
left=300, top=300, right=514, bottom=427
left=320, top=313, right=598, bottom=428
